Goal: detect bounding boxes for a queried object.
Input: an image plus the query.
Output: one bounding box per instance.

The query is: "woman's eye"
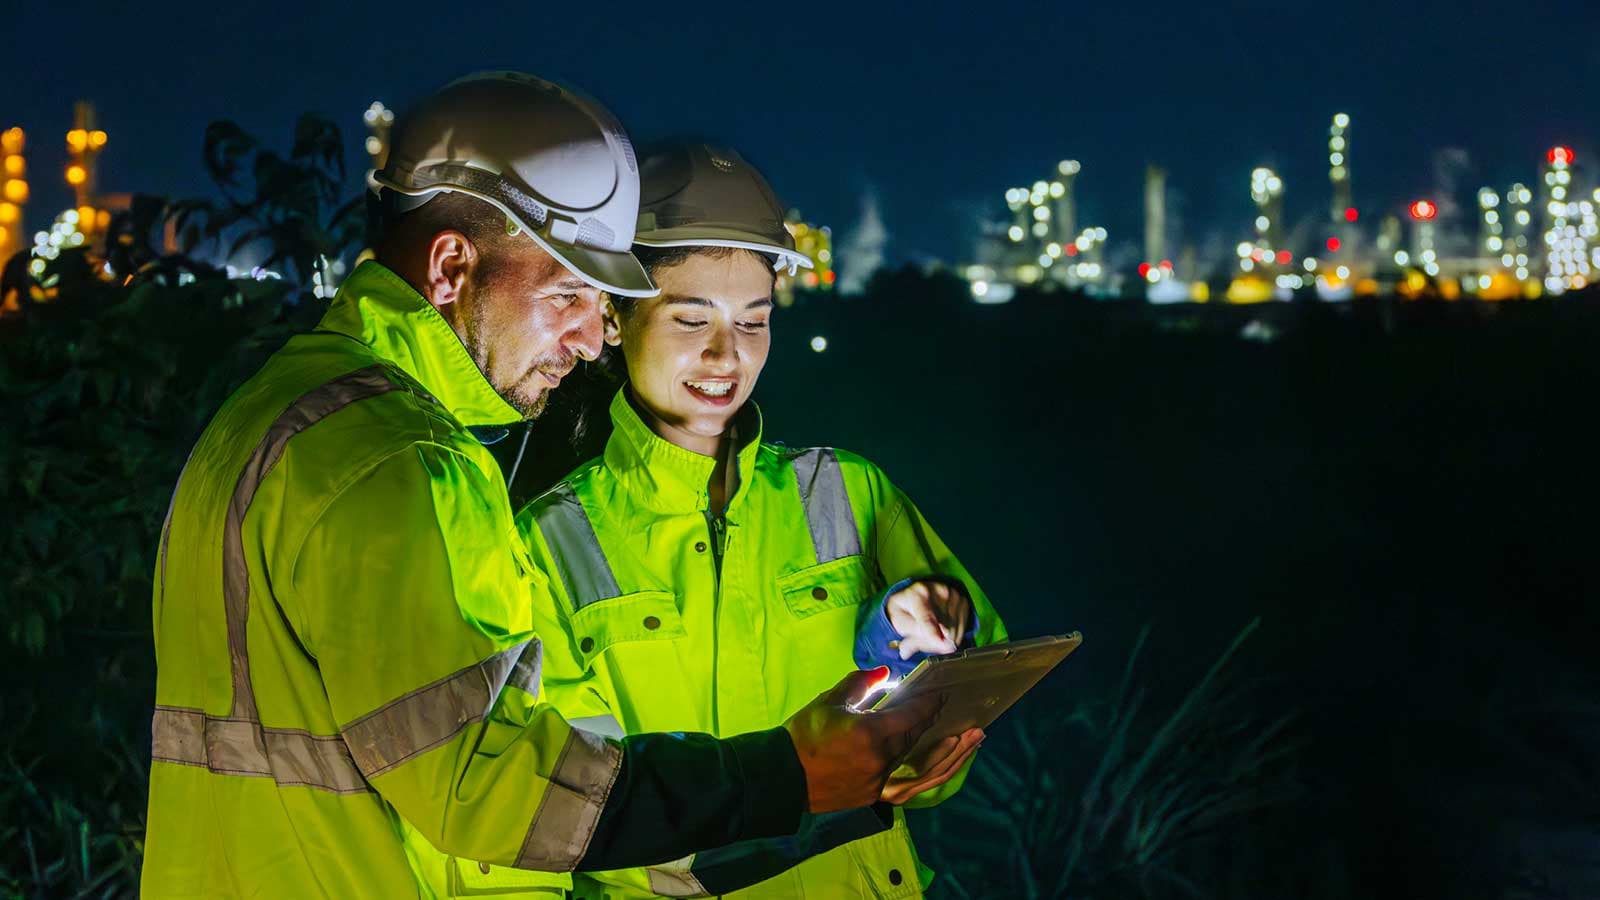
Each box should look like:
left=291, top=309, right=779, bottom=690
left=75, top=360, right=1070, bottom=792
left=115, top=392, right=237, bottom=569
left=674, top=317, right=708, bottom=328
left=737, top=321, right=769, bottom=331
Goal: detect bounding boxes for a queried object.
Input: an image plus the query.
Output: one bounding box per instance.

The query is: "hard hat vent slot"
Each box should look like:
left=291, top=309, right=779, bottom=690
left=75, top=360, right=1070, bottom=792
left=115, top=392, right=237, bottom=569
left=575, top=218, right=616, bottom=251
left=410, top=163, right=550, bottom=230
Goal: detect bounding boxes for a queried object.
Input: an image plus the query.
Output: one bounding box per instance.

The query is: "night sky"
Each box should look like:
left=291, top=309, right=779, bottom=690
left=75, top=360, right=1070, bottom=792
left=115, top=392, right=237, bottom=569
left=6, top=0, right=1599, bottom=265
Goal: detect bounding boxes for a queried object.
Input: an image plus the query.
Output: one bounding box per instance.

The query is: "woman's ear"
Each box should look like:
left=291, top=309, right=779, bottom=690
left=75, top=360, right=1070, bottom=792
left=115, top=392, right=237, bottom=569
left=601, top=296, right=623, bottom=347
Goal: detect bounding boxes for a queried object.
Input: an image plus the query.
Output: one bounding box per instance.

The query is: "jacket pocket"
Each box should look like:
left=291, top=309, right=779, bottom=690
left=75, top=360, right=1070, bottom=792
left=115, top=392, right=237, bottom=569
left=567, top=590, right=685, bottom=669
left=844, top=813, right=925, bottom=899
left=448, top=857, right=570, bottom=896
left=777, top=555, right=874, bottom=620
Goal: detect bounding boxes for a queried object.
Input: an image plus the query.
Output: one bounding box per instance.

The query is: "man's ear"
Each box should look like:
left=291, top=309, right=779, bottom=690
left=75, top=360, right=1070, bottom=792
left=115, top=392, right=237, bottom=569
left=422, top=230, right=476, bottom=310
left=601, top=296, right=624, bottom=347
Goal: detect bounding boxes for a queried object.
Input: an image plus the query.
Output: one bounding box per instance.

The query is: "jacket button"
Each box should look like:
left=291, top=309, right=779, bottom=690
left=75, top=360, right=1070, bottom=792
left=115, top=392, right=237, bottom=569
left=580, top=637, right=595, bottom=653
left=888, top=868, right=903, bottom=885
left=643, top=615, right=661, bottom=630
left=811, top=587, right=828, bottom=601
left=694, top=541, right=707, bottom=553
left=479, top=861, right=491, bottom=875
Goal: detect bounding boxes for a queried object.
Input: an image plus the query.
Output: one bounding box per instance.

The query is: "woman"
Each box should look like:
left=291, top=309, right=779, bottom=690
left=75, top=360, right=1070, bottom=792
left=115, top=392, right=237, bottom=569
left=520, top=143, right=1008, bottom=900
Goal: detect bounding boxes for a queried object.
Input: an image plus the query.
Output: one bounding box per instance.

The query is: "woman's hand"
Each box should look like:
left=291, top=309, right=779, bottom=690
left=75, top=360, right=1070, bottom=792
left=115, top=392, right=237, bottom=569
left=886, top=579, right=971, bottom=658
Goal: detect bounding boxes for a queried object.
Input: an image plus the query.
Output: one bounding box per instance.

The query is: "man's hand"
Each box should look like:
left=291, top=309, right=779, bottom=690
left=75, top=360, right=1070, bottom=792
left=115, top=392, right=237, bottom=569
left=879, top=727, right=984, bottom=804
left=783, top=667, right=942, bottom=814
left=887, top=579, right=971, bottom=659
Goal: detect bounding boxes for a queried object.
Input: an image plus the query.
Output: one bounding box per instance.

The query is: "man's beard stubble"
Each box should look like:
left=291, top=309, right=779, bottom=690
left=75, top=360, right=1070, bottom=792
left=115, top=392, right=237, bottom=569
left=462, top=297, right=561, bottom=421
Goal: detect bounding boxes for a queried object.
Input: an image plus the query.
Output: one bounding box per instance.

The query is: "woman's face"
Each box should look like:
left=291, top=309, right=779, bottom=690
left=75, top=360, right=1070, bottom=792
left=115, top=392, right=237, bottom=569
left=613, top=251, right=774, bottom=456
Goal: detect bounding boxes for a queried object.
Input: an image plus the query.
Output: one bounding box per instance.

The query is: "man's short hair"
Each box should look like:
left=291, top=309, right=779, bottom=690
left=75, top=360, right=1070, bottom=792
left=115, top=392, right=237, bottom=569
left=370, top=191, right=510, bottom=264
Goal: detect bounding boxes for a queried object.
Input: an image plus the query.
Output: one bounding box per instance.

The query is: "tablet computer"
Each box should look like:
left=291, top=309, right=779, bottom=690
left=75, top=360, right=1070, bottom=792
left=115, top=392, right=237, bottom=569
left=861, top=633, right=1082, bottom=763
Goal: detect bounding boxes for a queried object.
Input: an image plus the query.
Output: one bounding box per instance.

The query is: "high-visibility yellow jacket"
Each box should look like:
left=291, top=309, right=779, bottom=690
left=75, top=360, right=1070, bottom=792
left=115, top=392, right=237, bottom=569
left=143, top=261, right=810, bottom=899
left=518, top=390, right=1008, bottom=900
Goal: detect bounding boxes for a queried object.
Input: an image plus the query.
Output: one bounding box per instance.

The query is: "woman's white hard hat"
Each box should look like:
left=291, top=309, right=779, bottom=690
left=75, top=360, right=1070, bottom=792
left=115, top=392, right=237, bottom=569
left=368, top=71, right=657, bottom=298
left=633, top=143, right=813, bottom=276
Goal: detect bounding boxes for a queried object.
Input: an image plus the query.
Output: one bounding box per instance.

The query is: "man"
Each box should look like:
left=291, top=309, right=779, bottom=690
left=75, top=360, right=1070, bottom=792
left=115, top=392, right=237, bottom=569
left=142, top=72, right=958, bottom=898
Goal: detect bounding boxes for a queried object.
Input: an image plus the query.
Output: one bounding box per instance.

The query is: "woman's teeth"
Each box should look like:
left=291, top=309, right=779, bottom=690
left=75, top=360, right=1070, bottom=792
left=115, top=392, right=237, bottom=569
left=686, top=380, right=733, bottom=397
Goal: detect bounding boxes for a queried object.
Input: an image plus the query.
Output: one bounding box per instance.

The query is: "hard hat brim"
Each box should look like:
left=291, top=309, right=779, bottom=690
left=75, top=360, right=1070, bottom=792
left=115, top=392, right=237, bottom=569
left=369, top=172, right=659, bottom=298
left=634, top=231, right=814, bottom=271
left=530, top=232, right=658, bottom=298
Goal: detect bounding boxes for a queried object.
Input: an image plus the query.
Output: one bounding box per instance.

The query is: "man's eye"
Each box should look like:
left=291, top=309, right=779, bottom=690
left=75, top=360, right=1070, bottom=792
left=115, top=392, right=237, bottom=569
left=550, top=293, right=580, bottom=309
left=674, top=317, right=708, bottom=328
left=737, top=321, right=769, bottom=331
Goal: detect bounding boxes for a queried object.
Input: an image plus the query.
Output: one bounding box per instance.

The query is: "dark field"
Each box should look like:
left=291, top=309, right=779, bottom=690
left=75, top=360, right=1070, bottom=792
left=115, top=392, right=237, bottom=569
left=515, top=280, right=1600, bottom=898
left=6, top=269, right=1599, bottom=898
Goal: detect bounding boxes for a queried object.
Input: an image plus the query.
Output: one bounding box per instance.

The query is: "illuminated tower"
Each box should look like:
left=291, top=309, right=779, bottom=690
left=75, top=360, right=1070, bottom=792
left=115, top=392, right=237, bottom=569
left=1004, top=186, right=1028, bottom=256
left=1251, top=167, right=1284, bottom=256
left=64, top=102, right=109, bottom=239
left=1409, top=200, right=1439, bottom=276
left=1144, top=164, right=1167, bottom=267
left=1505, top=182, right=1534, bottom=281
left=1541, top=146, right=1589, bottom=293
left=1052, top=159, right=1079, bottom=250
left=363, top=101, right=395, bottom=170
left=1477, top=188, right=1504, bottom=263
left=1328, top=113, right=1351, bottom=223
left=0, top=127, right=26, bottom=264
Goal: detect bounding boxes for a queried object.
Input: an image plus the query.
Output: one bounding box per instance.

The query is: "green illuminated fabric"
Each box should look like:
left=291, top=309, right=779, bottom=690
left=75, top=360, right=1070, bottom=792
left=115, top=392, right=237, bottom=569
left=142, top=261, right=606, bottom=898
left=519, top=391, right=1009, bottom=900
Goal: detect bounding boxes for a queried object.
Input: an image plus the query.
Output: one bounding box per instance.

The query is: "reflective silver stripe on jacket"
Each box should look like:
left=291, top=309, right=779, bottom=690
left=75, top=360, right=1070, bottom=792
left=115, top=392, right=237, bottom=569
left=568, top=714, right=624, bottom=740
left=224, top=365, right=406, bottom=721
left=787, top=447, right=862, bottom=563
left=153, top=364, right=413, bottom=794
left=151, top=706, right=371, bottom=795
left=515, top=726, right=624, bottom=871
left=341, top=640, right=538, bottom=779
left=645, top=856, right=709, bottom=898
left=531, top=482, right=621, bottom=611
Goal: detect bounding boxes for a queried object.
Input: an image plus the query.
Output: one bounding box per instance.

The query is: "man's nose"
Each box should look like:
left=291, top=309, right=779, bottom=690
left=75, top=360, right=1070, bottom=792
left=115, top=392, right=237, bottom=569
left=566, top=307, right=604, bottom=362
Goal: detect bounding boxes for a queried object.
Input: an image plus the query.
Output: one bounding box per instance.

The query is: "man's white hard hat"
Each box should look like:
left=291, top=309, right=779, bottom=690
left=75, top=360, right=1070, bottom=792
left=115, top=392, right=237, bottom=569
left=633, top=142, right=813, bottom=276
left=369, top=71, right=657, bottom=298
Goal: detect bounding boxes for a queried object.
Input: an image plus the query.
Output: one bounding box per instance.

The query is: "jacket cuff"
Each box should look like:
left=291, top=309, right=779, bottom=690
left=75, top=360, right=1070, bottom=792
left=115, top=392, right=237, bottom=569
left=725, top=726, right=808, bottom=840
left=854, top=577, right=981, bottom=679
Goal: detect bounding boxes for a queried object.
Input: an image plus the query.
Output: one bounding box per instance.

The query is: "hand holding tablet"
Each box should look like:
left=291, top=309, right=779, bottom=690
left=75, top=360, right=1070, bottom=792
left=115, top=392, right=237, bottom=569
left=857, top=633, right=1083, bottom=765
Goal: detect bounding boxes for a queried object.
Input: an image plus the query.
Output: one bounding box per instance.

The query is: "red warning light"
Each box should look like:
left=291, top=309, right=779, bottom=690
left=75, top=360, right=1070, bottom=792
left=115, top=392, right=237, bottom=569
left=1064, top=244, right=1078, bottom=256
left=1409, top=200, right=1437, bottom=220
left=1548, top=146, right=1575, bottom=166
left=1344, top=207, right=1359, bottom=222
left=1159, top=259, right=1173, bottom=270
left=803, top=272, right=819, bottom=287
left=1138, top=262, right=1152, bottom=277
left=821, top=270, right=836, bottom=285
left=1326, top=237, right=1342, bottom=253
left=1276, top=250, right=1293, bottom=265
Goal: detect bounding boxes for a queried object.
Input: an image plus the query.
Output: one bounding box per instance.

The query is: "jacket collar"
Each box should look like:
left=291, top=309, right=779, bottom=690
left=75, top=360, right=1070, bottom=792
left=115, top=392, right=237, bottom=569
left=315, top=261, right=521, bottom=428
left=603, top=387, right=764, bottom=514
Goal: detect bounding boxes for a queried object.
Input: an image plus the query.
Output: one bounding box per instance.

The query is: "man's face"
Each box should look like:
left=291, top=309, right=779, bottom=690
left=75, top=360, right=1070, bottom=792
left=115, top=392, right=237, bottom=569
left=451, top=242, right=605, bottom=419
left=617, top=251, right=773, bottom=455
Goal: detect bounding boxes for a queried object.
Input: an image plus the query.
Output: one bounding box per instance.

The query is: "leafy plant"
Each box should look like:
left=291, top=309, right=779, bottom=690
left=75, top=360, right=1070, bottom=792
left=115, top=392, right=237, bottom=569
left=1, top=112, right=350, bottom=898
left=166, top=114, right=365, bottom=291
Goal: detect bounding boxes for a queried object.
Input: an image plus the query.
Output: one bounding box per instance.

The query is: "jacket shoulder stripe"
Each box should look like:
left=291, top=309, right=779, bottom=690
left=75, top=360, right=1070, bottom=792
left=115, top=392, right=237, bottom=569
left=783, top=447, right=862, bottom=564
left=529, top=482, right=621, bottom=611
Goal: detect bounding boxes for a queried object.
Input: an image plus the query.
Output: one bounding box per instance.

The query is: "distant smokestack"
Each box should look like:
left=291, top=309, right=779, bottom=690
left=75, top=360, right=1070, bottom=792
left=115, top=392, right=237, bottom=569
left=1144, top=164, right=1167, bottom=266
left=1053, top=160, right=1079, bottom=250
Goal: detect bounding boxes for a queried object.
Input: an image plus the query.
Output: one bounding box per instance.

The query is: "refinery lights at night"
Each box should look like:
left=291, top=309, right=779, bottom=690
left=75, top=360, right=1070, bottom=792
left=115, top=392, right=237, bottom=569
left=964, top=113, right=1598, bottom=306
